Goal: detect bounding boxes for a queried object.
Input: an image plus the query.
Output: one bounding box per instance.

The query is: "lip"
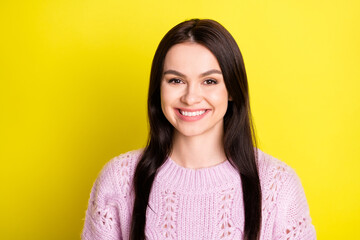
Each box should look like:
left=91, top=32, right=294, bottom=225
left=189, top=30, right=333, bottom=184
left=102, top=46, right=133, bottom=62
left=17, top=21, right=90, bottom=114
left=174, top=108, right=210, bottom=122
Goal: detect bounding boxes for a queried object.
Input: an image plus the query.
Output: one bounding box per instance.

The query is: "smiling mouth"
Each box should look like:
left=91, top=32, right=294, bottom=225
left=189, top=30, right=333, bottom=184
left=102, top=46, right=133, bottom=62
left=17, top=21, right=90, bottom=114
left=179, top=109, right=207, bottom=117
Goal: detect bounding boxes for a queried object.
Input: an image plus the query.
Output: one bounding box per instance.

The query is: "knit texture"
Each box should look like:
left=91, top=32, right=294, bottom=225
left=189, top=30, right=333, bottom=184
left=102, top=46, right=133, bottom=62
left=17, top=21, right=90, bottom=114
left=82, top=149, right=316, bottom=239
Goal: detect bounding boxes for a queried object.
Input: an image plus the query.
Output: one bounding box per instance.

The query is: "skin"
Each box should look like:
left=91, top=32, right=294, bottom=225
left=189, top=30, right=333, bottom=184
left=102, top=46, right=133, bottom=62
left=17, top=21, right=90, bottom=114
left=160, top=42, right=230, bottom=169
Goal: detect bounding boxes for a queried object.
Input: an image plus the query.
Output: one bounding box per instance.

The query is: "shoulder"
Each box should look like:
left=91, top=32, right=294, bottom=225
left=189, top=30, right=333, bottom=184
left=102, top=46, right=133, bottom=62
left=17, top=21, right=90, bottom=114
left=82, top=149, right=143, bottom=239
left=256, top=149, right=316, bottom=239
left=106, top=149, right=143, bottom=178
left=94, top=149, right=143, bottom=198
left=256, top=148, right=297, bottom=188
left=256, top=148, right=304, bottom=209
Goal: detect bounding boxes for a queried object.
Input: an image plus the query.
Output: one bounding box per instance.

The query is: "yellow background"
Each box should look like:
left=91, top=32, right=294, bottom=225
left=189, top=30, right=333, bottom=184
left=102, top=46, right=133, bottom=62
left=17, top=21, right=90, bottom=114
left=1, top=0, right=359, bottom=239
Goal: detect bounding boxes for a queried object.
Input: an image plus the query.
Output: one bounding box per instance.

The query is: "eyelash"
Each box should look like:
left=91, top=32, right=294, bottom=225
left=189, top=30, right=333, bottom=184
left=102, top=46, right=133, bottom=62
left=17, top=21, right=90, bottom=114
left=168, top=78, right=183, bottom=84
left=167, top=78, right=218, bottom=85
left=203, top=79, right=218, bottom=85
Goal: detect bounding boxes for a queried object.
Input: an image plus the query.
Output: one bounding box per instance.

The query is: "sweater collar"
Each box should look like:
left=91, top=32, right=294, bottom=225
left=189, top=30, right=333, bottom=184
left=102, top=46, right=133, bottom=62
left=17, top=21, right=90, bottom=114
left=155, top=157, right=241, bottom=192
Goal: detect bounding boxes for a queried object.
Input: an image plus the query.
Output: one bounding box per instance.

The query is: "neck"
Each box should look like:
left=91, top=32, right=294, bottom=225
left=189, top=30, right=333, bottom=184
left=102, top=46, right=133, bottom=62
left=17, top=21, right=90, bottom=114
left=170, top=127, right=227, bottom=169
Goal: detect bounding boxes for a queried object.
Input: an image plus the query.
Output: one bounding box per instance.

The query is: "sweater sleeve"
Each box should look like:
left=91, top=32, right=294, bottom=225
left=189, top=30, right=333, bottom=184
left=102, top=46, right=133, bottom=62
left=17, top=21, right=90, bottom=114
left=81, top=159, right=122, bottom=240
left=274, top=167, right=316, bottom=240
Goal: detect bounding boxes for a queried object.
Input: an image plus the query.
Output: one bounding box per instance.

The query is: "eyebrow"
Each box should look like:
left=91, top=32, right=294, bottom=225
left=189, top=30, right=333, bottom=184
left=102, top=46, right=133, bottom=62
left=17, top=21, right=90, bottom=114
left=163, top=69, right=222, bottom=78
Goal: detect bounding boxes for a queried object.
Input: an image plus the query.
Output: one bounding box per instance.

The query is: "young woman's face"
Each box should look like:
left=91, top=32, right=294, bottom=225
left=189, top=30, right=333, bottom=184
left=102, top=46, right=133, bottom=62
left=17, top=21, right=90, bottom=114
left=160, top=42, right=229, bottom=138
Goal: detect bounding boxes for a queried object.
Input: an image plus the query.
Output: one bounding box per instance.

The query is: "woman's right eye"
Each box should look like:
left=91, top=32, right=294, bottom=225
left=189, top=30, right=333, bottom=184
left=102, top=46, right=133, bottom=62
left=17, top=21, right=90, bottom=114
left=168, top=78, right=183, bottom=84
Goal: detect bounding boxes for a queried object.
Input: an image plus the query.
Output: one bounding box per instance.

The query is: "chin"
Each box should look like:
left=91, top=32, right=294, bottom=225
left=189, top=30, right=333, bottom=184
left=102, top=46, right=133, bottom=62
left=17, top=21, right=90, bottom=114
left=175, top=126, right=212, bottom=138
left=174, top=128, right=202, bottom=137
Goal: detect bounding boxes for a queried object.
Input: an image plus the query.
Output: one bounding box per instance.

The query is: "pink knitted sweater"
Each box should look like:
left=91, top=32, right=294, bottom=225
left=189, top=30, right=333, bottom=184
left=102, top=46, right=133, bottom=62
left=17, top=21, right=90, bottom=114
left=82, top=149, right=316, bottom=239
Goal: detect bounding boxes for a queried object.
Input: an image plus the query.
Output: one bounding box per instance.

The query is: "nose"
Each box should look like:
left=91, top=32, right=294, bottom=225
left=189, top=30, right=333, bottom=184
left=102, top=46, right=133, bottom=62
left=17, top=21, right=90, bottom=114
left=180, top=84, right=202, bottom=105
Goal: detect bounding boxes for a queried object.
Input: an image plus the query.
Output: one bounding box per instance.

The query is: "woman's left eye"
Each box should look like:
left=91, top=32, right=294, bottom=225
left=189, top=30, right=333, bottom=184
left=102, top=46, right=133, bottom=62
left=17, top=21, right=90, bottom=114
left=204, top=79, right=218, bottom=85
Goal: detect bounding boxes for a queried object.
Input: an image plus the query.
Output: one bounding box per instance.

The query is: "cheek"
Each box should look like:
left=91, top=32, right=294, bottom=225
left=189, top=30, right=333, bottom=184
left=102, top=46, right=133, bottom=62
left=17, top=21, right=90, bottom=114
left=160, top=86, right=174, bottom=119
left=160, top=90, right=167, bottom=114
left=161, top=83, right=182, bottom=107
left=209, top=88, right=229, bottom=109
left=160, top=86, right=170, bottom=108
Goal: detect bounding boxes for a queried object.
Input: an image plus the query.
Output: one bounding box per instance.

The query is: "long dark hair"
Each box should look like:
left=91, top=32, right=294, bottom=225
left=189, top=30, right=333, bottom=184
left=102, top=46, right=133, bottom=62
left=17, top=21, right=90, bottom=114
left=130, top=19, right=261, bottom=240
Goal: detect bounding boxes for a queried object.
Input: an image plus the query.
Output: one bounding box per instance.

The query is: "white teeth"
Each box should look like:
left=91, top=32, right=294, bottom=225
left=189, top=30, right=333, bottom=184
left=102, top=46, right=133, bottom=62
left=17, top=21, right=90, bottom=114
left=180, top=110, right=206, bottom=116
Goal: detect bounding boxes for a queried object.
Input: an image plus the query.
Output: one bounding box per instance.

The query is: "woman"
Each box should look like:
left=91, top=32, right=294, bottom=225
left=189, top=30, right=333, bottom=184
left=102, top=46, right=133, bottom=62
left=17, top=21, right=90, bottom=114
left=82, top=19, right=316, bottom=240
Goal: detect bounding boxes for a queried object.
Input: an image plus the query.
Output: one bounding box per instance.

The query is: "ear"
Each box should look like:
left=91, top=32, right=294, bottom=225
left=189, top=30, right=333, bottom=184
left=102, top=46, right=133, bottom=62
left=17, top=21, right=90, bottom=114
left=228, top=95, right=233, bottom=101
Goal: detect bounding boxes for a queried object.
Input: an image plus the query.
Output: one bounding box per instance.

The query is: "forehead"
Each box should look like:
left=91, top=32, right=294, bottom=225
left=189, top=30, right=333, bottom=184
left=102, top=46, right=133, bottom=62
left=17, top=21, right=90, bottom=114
left=163, top=42, right=221, bottom=72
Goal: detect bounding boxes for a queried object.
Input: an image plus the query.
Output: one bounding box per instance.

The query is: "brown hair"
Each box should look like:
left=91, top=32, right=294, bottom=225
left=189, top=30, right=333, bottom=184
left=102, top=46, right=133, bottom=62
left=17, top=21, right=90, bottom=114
left=131, top=19, right=261, bottom=240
